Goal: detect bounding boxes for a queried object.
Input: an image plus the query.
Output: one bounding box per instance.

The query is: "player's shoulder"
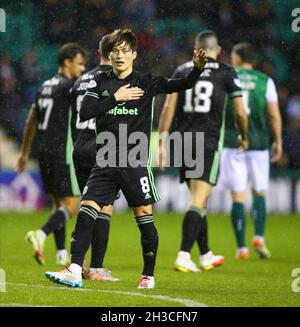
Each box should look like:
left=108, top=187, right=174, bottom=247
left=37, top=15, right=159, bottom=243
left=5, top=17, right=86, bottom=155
left=77, top=71, right=96, bottom=83
left=74, top=67, right=101, bottom=88
left=174, top=60, right=194, bottom=75
left=37, top=74, right=69, bottom=96
left=77, top=69, right=112, bottom=91
left=135, top=71, right=154, bottom=82
left=215, top=60, right=236, bottom=75
left=94, top=69, right=113, bottom=81
left=237, top=68, right=270, bottom=84
left=250, top=69, right=270, bottom=81
left=52, top=74, right=74, bottom=94
left=130, top=71, right=160, bottom=86
left=40, top=74, right=61, bottom=88
left=215, top=61, right=240, bottom=83
left=89, top=65, right=112, bottom=78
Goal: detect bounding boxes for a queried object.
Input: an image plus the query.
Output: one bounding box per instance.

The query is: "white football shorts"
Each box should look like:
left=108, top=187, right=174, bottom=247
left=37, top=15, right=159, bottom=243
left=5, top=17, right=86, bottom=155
left=218, top=148, right=270, bottom=192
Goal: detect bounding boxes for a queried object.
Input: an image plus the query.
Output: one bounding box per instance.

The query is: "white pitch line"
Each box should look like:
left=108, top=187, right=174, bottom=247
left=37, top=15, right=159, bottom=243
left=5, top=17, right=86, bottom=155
left=0, top=303, right=53, bottom=307
left=5, top=282, right=208, bottom=307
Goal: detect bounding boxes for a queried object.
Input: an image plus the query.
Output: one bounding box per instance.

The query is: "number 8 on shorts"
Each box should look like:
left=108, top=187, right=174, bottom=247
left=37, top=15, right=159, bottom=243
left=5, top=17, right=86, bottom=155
left=140, top=176, right=150, bottom=193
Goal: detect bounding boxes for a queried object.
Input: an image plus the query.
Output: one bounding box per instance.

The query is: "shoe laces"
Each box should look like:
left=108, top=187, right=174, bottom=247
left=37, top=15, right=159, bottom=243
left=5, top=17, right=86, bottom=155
left=61, top=267, right=72, bottom=274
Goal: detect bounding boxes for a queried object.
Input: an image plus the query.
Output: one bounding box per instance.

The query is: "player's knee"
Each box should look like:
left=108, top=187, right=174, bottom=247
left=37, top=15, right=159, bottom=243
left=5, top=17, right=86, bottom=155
left=65, top=201, right=79, bottom=217
left=189, top=199, right=207, bottom=209
left=58, top=197, right=80, bottom=217
left=67, top=206, right=77, bottom=217
left=81, top=200, right=101, bottom=212
left=189, top=189, right=210, bottom=208
left=252, top=190, right=266, bottom=197
left=133, top=205, right=152, bottom=217
left=232, top=191, right=246, bottom=203
left=100, top=204, right=113, bottom=216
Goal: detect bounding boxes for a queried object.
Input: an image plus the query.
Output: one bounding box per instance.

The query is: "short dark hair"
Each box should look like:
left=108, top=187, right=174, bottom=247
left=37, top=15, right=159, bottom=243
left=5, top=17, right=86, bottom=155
left=232, top=42, right=257, bottom=65
left=58, top=42, right=87, bottom=66
left=99, top=34, right=111, bottom=61
left=108, top=28, right=137, bottom=52
left=195, top=30, right=218, bottom=51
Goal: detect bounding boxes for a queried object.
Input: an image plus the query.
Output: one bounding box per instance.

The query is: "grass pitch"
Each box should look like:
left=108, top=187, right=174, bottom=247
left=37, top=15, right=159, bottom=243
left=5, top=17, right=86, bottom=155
left=0, top=211, right=299, bottom=307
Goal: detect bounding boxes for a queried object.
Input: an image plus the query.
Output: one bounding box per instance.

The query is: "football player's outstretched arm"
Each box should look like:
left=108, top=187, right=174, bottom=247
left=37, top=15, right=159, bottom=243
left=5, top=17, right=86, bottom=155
left=156, top=93, right=178, bottom=170
left=158, top=92, right=178, bottom=137
left=232, top=96, right=249, bottom=152
left=267, top=101, right=282, bottom=162
left=154, top=49, right=207, bottom=95
left=15, top=106, right=38, bottom=173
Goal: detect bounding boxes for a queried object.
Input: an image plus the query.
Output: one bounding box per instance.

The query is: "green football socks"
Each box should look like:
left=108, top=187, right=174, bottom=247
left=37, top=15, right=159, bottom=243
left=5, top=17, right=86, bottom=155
left=252, top=195, right=267, bottom=237
left=231, top=202, right=246, bottom=248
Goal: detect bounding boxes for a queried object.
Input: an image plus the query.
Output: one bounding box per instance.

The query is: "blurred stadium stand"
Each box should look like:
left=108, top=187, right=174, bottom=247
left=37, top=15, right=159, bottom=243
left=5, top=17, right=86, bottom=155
left=0, top=0, right=299, bottom=212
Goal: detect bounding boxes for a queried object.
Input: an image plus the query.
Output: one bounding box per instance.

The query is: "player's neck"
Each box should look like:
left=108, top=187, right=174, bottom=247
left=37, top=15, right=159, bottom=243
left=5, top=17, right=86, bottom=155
left=58, top=67, right=72, bottom=79
left=206, top=52, right=218, bottom=60
left=100, top=59, right=112, bottom=66
left=113, top=67, right=133, bottom=79
left=237, top=63, right=253, bottom=70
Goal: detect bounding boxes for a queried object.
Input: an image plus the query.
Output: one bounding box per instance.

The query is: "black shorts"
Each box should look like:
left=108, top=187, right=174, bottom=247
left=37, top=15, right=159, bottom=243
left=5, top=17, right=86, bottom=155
left=81, top=166, right=160, bottom=208
left=73, top=152, right=94, bottom=194
left=73, top=163, right=92, bottom=194
left=39, top=156, right=81, bottom=197
left=73, top=140, right=95, bottom=193
left=179, top=137, right=221, bottom=186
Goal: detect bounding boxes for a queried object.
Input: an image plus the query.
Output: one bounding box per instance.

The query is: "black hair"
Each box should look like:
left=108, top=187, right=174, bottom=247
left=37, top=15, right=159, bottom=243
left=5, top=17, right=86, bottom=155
left=57, top=42, right=87, bottom=66
left=195, top=30, right=218, bottom=50
left=99, top=34, right=111, bottom=61
left=232, top=42, right=257, bottom=65
left=108, top=28, right=137, bottom=52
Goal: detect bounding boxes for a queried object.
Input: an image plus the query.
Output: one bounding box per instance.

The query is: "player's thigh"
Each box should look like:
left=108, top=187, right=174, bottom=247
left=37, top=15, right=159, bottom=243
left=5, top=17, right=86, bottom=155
left=51, top=161, right=81, bottom=197
left=217, top=148, right=228, bottom=190
left=220, top=148, right=248, bottom=192
left=38, top=157, right=54, bottom=194
left=118, top=167, right=160, bottom=208
left=74, top=164, right=93, bottom=193
left=81, top=168, right=119, bottom=209
left=180, top=142, right=221, bottom=187
left=189, top=179, right=213, bottom=208
left=246, top=150, right=269, bottom=192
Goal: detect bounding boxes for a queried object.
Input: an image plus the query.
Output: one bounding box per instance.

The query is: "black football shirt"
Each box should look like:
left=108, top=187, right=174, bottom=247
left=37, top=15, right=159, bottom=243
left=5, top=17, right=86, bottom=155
left=33, top=73, right=74, bottom=160
left=80, top=66, right=204, bottom=167
left=71, top=64, right=111, bottom=167
left=172, top=58, right=242, bottom=144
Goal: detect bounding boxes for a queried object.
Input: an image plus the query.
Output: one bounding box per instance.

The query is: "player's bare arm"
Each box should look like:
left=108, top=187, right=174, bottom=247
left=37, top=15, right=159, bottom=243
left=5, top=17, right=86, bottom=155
left=267, top=101, right=283, bottom=162
left=15, top=107, right=38, bottom=173
left=156, top=92, right=178, bottom=170
left=232, top=96, right=249, bottom=152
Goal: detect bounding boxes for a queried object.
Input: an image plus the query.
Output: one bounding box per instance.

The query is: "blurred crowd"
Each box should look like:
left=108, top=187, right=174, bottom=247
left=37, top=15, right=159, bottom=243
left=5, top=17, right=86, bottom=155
left=1, top=0, right=300, bottom=169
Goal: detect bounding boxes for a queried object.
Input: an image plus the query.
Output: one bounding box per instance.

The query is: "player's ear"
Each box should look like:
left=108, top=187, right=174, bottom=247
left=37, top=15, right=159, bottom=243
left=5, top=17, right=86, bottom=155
left=64, top=58, right=71, bottom=68
left=217, top=45, right=222, bottom=56
left=132, top=51, right=137, bottom=60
